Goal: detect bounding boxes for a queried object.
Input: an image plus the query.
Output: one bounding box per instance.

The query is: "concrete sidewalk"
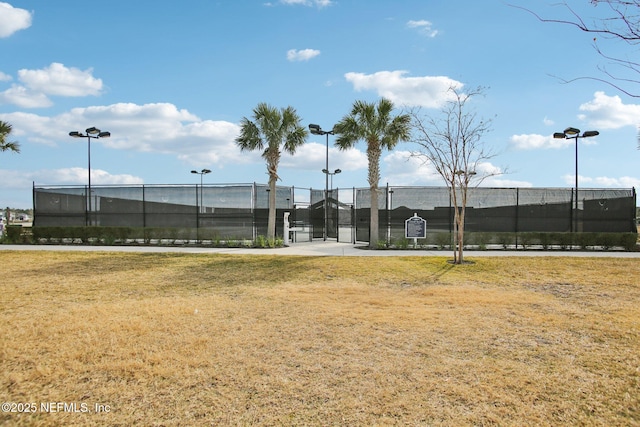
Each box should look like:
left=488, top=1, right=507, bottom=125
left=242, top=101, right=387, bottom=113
left=1, top=241, right=639, bottom=257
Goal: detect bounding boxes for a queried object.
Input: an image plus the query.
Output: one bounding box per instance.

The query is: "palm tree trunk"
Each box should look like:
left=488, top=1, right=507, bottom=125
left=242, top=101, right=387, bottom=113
left=367, top=144, right=382, bottom=249
left=370, top=186, right=378, bottom=248
left=268, top=176, right=277, bottom=240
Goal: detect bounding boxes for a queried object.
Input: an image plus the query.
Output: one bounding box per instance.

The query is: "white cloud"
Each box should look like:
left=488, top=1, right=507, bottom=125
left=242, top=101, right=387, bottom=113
left=577, top=91, right=640, bottom=129
left=483, top=177, right=533, bottom=187
left=543, top=116, right=554, bottom=126
left=407, top=20, right=439, bottom=38
left=3, top=102, right=356, bottom=175
left=383, top=150, right=442, bottom=186
left=279, top=0, right=333, bottom=6
left=383, top=151, right=525, bottom=188
left=287, top=48, right=321, bottom=62
left=0, top=85, right=53, bottom=108
left=509, top=134, right=573, bottom=150
left=281, top=142, right=367, bottom=171
left=344, top=70, right=463, bottom=108
left=0, top=2, right=32, bottom=38
left=0, top=71, right=12, bottom=81
left=53, top=167, right=144, bottom=185
left=0, top=169, right=32, bottom=189
left=0, top=167, right=143, bottom=188
left=0, top=111, right=55, bottom=140
left=0, top=102, right=244, bottom=167
left=18, top=62, right=103, bottom=97
left=564, top=174, right=640, bottom=189
left=0, top=63, right=104, bottom=108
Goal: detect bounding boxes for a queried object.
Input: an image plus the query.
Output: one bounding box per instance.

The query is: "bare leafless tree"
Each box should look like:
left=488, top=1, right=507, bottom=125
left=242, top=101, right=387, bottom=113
left=512, top=1, right=640, bottom=148
left=512, top=1, right=640, bottom=97
left=409, top=87, right=501, bottom=264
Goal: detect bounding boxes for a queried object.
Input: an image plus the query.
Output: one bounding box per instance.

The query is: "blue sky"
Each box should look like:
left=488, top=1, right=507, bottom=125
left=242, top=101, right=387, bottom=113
left=1, top=0, right=639, bottom=209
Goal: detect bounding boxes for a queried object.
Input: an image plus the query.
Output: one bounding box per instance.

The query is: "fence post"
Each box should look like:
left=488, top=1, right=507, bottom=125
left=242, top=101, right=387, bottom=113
left=85, top=184, right=89, bottom=226
left=633, top=187, right=637, bottom=232
left=570, top=188, right=575, bottom=233
left=385, top=183, right=390, bottom=245
left=352, top=187, right=357, bottom=244
left=195, top=184, right=200, bottom=242
left=31, top=182, right=36, bottom=228
left=252, top=182, right=256, bottom=241
left=515, top=187, right=519, bottom=249
left=142, top=185, right=146, bottom=229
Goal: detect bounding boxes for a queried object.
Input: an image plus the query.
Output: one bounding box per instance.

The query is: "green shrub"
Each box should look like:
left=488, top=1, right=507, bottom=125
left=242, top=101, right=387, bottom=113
left=115, top=227, right=131, bottom=243
left=249, top=236, right=283, bottom=248
left=226, top=237, right=239, bottom=248
left=539, top=232, right=552, bottom=250
left=32, top=226, right=51, bottom=243
left=434, top=232, right=450, bottom=250
left=466, top=232, right=489, bottom=250
left=553, top=232, right=572, bottom=250
left=201, top=228, right=219, bottom=245
left=166, top=228, right=179, bottom=244
left=597, top=233, right=616, bottom=250
left=267, top=237, right=283, bottom=248
left=519, top=232, right=536, bottom=250
left=179, top=228, right=196, bottom=244
left=577, top=233, right=597, bottom=250
left=394, top=237, right=410, bottom=249
left=101, top=227, right=119, bottom=245
left=620, top=233, right=638, bottom=251
left=256, top=235, right=267, bottom=248
left=5, top=225, right=24, bottom=243
left=496, top=232, right=514, bottom=249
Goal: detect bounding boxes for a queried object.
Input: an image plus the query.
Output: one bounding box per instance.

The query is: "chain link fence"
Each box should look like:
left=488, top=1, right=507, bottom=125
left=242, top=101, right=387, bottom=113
left=33, top=184, right=636, bottom=244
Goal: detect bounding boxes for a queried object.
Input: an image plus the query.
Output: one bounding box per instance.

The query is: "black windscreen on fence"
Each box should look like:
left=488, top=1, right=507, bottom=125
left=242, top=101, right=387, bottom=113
left=33, top=184, right=636, bottom=242
left=356, top=186, right=636, bottom=242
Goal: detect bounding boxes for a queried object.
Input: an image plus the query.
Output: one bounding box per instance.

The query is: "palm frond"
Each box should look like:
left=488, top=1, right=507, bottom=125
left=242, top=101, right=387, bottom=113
left=235, top=118, right=263, bottom=152
left=0, top=120, right=20, bottom=153
left=0, top=141, right=20, bottom=153
left=234, top=103, right=308, bottom=239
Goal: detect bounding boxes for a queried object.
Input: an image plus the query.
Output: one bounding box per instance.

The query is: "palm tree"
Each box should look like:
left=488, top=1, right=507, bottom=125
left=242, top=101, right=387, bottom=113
left=334, top=98, right=411, bottom=248
left=235, top=103, right=307, bottom=240
left=0, top=121, right=20, bottom=153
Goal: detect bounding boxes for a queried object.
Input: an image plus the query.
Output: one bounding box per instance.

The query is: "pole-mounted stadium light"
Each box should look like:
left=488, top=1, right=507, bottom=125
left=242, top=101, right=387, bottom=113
left=69, top=127, right=111, bottom=225
left=191, top=169, right=212, bottom=176
left=309, top=123, right=336, bottom=241
left=582, top=130, right=600, bottom=138
left=191, top=169, right=212, bottom=213
left=553, top=127, right=600, bottom=233
left=322, top=168, right=342, bottom=190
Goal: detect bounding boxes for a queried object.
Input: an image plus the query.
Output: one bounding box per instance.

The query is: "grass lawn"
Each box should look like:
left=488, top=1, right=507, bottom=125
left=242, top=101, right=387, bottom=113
left=1, top=251, right=639, bottom=426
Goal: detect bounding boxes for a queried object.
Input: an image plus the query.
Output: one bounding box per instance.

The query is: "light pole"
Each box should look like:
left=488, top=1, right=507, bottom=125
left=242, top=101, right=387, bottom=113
left=553, top=127, right=599, bottom=233
left=322, top=168, right=342, bottom=242
left=69, top=127, right=110, bottom=225
left=191, top=169, right=211, bottom=213
left=322, top=168, right=341, bottom=190
left=309, top=123, right=335, bottom=241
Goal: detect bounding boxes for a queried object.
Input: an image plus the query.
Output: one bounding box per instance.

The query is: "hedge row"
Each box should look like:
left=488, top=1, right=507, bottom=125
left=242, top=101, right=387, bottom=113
left=388, top=231, right=638, bottom=251
left=2, top=226, right=638, bottom=251
left=5, top=226, right=283, bottom=248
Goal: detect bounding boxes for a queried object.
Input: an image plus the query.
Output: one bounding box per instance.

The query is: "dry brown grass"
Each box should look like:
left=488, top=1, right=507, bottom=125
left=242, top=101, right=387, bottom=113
left=1, top=251, right=639, bottom=426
